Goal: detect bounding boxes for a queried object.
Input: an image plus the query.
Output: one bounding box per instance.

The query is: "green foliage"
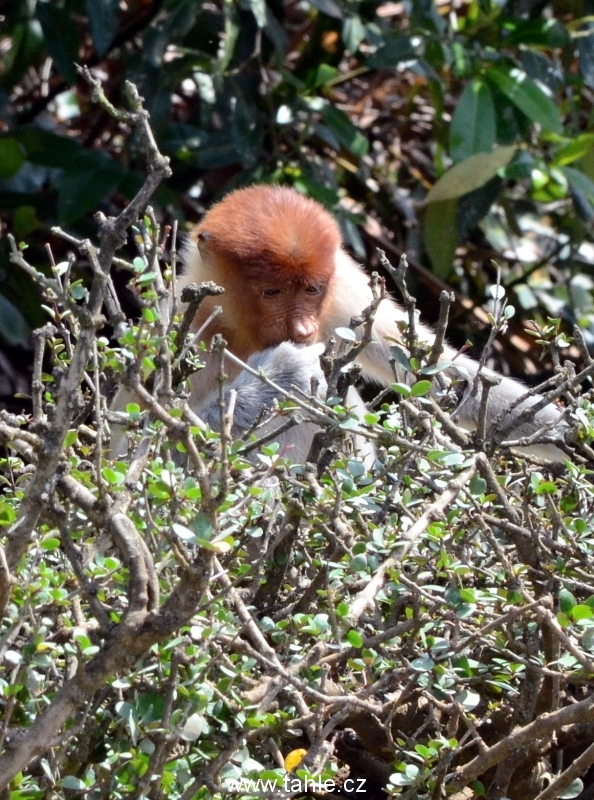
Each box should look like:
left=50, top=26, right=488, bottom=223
left=3, top=1, right=594, bottom=795
left=2, top=0, right=594, bottom=357
left=1, top=198, right=594, bottom=796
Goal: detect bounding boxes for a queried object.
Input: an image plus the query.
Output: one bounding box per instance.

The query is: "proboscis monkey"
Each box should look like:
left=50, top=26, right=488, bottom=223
left=175, top=184, right=567, bottom=462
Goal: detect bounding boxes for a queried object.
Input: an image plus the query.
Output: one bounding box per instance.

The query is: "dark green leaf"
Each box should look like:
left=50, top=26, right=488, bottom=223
left=390, top=346, right=413, bottom=373
left=263, top=6, right=288, bottom=55
left=349, top=554, right=368, bottom=572
left=36, top=1, right=79, bottom=84
left=193, top=141, right=241, bottom=169
left=583, top=628, right=594, bottom=653
left=411, top=0, right=445, bottom=31
left=457, top=176, right=503, bottom=238
left=562, top=166, right=594, bottom=204
left=424, top=38, right=446, bottom=71
left=423, top=198, right=458, bottom=280
left=306, top=64, right=340, bottom=89
left=1, top=21, right=45, bottom=88
left=566, top=173, right=594, bottom=223
left=521, top=49, right=562, bottom=93
left=13, top=205, right=41, bottom=238
left=559, top=588, right=576, bottom=614
left=0, top=294, right=30, bottom=346
left=190, top=512, right=214, bottom=540
left=231, top=88, right=263, bottom=168
left=217, top=0, right=240, bottom=74
left=486, top=65, right=562, bottom=133
left=164, top=124, right=241, bottom=169
left=56, top=153, right=125, bottom=224
left=17, top=128, right=84, bottom=169
left=321, top=105, right=368, bottom=156
left=503, top=18, right=570, bottom=48
left=469, top=476, right=487, bottom=496
left=144, top=0, right=200, bottom=67
left=426, top=147, right=516, bottom=203
left=491, top=88, right=525, bottom=144
left=85, top=0, right=120, bottom=58
left=0, top=138, right=25, bottom=178
left=137, top=693, right=166, bottom=723
left=579, top=24, right=594, bottom=89
left=505, top=150, right=536, bottom=181
left=366, top=33, right=416, bottom=69
left=449, top=81, right=496, bottom=163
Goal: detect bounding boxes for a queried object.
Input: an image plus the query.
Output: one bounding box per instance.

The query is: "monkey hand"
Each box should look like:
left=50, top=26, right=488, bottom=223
left=246, top=342, right=327, bottom=396
left=198, top=342, right=327, bottom=434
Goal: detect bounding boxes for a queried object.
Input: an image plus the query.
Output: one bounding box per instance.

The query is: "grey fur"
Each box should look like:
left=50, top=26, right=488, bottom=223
left=195, top=342, right=326, bottom=435
left=193, top=343, right=375, bottom=464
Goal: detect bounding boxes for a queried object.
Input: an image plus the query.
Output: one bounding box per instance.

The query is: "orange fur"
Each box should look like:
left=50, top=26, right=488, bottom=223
left=193, top=185, right=340, bottom=284
left=179, top=184, right=567, bottom=460
left=182, top=185, right=343, bottom=354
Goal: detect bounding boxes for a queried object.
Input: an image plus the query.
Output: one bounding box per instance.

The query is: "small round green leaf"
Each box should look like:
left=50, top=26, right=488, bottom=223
left=411, top=380, right=432, bottom=397
left=346, top=630, right=363, bottom=648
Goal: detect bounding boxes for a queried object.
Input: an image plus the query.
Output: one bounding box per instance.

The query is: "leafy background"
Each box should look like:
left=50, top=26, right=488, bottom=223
left=3, top=1, right=594, bottom=798
left=3, top=0, right=594, bottom=406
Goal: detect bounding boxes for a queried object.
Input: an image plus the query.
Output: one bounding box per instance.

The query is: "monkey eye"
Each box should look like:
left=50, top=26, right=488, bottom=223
left=262, top=288, right=282, bottom=298
left=304, top=285, right=321, bottom=295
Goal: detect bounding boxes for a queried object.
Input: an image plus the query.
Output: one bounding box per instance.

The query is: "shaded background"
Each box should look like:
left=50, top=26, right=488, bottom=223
left=2, top=0, right=594, bottom=409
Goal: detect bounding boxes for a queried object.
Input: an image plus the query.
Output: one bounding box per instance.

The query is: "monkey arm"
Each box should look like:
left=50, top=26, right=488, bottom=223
left=193, top=342, right=337, bottom=464
left=109, top=344, right=327, bottom=461
left=447, top=351, right=568, bottom=458
left=192, top=342, right=327, bottom=435
left=327, top=252, right=568, bottom=460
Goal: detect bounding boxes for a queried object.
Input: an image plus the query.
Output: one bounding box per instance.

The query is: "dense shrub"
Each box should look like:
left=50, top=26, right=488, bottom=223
left=3, top=1, right=594, bottom=797
left=0, top=71, right=594, bottom=799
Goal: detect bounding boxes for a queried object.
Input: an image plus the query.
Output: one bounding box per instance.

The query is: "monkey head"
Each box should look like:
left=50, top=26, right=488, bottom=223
left=193, top=185, right=341, bottom=349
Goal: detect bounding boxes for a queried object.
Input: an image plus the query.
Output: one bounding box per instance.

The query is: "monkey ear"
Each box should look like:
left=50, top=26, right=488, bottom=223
left=197, top=230, right=212, bottom=244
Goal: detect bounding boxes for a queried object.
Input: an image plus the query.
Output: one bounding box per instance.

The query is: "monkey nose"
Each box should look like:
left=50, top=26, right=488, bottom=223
left=291, top=320, right=315, bottom=342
